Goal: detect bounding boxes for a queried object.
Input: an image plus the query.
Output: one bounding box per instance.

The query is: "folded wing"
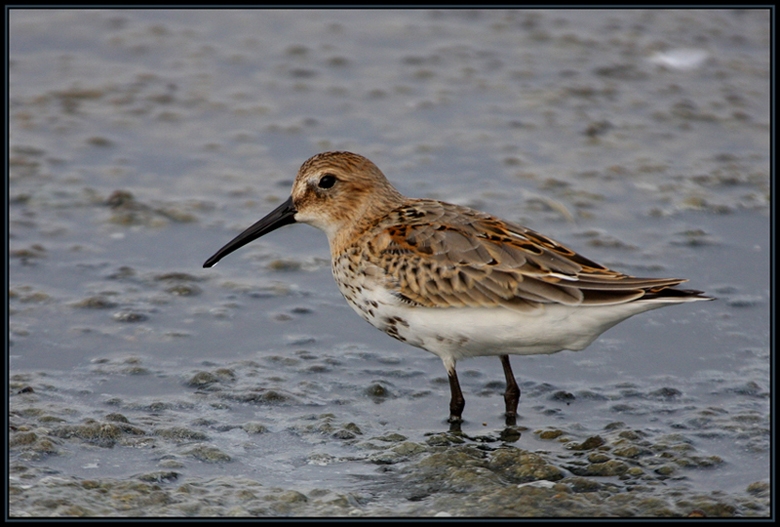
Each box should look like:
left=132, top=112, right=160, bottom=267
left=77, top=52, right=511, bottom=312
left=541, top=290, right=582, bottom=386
left=364, top=200, right=706, bottom=311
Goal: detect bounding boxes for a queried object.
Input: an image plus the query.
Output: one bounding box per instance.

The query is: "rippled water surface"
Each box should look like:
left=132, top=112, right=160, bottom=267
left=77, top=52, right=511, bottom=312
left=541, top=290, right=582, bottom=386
left=9, top=8, right=770, bottom=517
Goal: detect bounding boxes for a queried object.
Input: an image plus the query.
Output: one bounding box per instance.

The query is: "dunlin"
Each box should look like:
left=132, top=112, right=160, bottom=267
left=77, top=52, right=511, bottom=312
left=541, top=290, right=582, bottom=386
left=204, top=151, right=712, bottom=425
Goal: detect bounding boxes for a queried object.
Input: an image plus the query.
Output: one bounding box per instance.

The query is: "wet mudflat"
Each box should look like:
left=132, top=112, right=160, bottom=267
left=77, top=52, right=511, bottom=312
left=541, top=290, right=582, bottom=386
left=9, top=9, right=770, bottom=517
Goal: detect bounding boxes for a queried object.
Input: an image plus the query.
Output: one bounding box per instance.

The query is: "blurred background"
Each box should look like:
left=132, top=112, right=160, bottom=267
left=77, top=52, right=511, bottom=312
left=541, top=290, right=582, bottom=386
left=8, top=9, right=770, bottom=517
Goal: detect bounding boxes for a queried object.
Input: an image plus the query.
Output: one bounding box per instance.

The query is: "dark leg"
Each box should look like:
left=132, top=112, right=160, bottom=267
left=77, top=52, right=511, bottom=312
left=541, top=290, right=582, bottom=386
left=500, top=355, right=520, bottom=425
left=447, top=368, right=465, bottom=423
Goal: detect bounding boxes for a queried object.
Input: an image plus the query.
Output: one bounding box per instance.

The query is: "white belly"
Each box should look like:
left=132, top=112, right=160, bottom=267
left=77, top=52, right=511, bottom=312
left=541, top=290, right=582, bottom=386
left=334, top=274, right=665, bottom=368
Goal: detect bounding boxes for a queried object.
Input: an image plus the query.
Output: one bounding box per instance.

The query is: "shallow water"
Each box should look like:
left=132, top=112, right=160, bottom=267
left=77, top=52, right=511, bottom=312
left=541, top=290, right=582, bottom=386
left=9, top=8, right=770, bottom=517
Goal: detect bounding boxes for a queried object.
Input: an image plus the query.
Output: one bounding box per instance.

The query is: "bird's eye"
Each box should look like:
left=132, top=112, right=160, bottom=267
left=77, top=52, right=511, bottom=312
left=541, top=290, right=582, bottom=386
left=318, top=174, right=337, bottom=189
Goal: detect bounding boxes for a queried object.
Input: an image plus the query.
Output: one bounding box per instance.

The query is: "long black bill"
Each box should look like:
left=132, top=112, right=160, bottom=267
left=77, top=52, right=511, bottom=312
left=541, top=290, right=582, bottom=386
left=203, top=196, right=297, bottom=268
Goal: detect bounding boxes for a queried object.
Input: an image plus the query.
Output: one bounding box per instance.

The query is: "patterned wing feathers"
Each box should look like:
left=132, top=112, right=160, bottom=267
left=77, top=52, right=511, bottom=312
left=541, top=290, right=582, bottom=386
left=366, top=201, right=692, bottom=310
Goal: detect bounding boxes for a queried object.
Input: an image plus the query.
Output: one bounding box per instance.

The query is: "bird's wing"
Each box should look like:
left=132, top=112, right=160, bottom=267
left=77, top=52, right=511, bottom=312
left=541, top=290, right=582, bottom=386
left=363, top=200, right=689, bottom=312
